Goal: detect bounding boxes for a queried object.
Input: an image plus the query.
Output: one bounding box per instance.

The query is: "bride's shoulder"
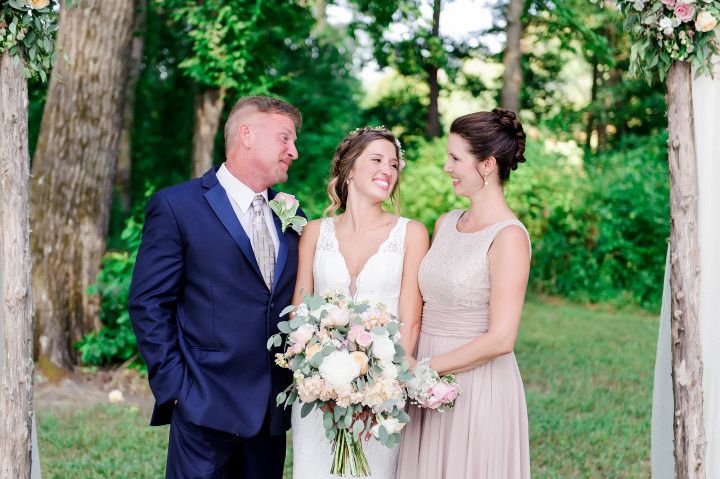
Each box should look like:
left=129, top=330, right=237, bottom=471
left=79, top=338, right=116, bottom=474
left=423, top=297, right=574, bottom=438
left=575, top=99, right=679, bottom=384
left=400, top=218, right=430, bottom=250
left=298, top=218, right=324, bottom=246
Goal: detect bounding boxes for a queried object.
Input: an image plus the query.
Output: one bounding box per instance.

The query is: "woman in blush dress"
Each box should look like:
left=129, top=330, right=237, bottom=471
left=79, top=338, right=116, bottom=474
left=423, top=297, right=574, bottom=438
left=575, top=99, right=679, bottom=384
left=291, top=127, right=429, bottom=479
left=397, top=109, right=532, bottom=479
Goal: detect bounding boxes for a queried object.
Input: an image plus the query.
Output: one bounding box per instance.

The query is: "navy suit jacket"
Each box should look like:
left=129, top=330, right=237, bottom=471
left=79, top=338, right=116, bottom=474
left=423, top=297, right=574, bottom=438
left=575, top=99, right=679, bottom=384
left=128, top=167, right=299, bottom=437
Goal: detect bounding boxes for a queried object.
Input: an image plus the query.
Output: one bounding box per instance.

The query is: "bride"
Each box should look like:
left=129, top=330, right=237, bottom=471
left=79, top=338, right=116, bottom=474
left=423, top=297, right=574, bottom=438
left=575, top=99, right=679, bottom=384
left=290, top=127, right=429, bottom=478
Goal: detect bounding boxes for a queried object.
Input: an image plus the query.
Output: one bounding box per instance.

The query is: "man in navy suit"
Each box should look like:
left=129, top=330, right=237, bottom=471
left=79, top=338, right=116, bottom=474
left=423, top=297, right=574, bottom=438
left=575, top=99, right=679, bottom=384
left=129, top=96, right=303, bottom=478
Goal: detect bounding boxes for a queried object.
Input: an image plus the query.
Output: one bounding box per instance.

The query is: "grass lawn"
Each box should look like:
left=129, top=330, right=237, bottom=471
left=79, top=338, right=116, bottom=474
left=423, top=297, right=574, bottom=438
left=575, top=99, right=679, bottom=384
left=37, top=296, right=658, bottom=478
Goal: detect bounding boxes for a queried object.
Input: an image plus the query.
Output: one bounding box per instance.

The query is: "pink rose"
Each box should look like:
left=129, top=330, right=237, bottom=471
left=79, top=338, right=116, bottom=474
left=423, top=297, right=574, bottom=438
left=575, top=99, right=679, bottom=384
left=430, top=381, right=459, bottom=403
left=662, top=0, right=675, bottom=7
left=674, top=3, right=695, bottom=23
left=348, top=324, right=374, bottom=348
left=425, top=395, right=443, bottom=409
left=274, top=192, right=297, bottom=209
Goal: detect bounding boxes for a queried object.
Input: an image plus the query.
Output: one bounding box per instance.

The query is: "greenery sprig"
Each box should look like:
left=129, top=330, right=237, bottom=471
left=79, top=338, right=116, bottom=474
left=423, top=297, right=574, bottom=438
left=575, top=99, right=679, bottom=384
left=0, top=0, right=62, bottom=81
left=612, top=0, right=720, bottom=82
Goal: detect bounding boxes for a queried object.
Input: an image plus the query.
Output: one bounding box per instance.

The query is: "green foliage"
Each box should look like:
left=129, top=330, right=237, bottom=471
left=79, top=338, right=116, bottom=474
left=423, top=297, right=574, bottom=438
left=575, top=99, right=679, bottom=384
left=76, top=202, right=146, bottom=366
left=156, top=0, right=314, bottom=92
left=0, top=0, right=61, bottom=81
left=398, top=137, right=468, bottom=232
left=509, top=134, right=669, bottom=311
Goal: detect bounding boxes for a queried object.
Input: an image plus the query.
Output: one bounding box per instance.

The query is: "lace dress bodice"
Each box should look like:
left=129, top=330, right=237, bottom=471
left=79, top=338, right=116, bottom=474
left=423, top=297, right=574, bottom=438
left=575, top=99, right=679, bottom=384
left=419, top=209, right=531, bottom=310
left=292, top=215, right=409, bottom=479
left=313, top=216, right=408, bottom=314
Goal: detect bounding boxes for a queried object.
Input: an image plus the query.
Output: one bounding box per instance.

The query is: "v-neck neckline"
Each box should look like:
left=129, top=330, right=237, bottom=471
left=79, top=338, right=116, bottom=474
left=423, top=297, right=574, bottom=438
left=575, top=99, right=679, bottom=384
left=329, top=217, right=401, bottom=297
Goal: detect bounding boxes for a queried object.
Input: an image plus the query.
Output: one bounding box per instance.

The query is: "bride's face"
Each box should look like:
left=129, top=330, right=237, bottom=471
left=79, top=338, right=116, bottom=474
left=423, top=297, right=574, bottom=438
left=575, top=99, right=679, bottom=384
left=444, top=134, right=485, bottom=197
left=347, top=139, right=400, bottom=204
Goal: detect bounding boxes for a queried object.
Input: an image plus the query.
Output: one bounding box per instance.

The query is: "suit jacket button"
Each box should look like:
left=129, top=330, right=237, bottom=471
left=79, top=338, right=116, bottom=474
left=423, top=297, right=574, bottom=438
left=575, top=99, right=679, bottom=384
left=270, top=302, right=275, bottom=308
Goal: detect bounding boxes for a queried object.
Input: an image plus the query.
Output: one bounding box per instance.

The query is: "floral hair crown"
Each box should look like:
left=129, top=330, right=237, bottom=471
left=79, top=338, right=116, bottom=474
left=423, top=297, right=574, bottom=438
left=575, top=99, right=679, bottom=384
left=347, top=125, right=406, bottom=172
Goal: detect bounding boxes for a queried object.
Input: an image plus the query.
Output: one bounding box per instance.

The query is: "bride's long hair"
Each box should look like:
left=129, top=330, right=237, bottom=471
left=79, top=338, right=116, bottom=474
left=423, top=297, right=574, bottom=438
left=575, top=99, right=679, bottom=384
left=324, top=127, right=403, bottom=217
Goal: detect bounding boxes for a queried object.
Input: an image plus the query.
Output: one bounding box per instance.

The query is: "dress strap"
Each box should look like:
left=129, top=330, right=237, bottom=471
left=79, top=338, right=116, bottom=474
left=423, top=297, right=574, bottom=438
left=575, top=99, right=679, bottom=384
left=315, top=217, right=337, bottom=253
left=482, top=219, right=532, bottom=259
left=381, top=217, right=409, bottom=255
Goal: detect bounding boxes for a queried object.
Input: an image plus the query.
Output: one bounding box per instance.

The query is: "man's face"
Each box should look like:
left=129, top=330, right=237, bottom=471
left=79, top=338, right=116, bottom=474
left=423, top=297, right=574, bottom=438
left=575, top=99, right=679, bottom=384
left=247, top=112, right=298, bottom=188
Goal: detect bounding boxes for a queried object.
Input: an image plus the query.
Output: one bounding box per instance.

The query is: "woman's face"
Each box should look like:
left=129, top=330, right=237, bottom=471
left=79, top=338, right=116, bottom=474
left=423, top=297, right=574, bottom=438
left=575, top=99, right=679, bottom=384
left=347, top=139, right=400, bottom=204
left=444, top=133, right=485, bottom=197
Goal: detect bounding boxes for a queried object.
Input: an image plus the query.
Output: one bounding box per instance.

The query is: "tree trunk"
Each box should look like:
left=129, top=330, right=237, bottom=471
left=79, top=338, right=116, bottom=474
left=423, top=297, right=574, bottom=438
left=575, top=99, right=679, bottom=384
left=0, top=52, right=34, bottom=479
left=425, top=0, right=442, bottom=138
left=313, top=0, right=328, bottom=35
left=31, top=0, right=135, bottom=377
left=116, top=0, right=147, bottom=214
left=585, top=56, right=599, bottom=152
left=501, top=0, right=524, bottom=113
left=666, top=60, right=706, bottom=479
left=191, top=87, right=225, bottom=178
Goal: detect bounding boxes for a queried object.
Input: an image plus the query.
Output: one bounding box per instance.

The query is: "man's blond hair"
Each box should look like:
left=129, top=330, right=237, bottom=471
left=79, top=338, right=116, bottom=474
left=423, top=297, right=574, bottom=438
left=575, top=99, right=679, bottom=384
left=224, top=96, right=302, bottom=156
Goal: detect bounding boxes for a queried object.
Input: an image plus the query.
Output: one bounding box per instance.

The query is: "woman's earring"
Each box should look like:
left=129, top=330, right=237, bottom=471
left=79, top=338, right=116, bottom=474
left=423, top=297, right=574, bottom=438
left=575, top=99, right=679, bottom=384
left=480, top=174, right=488, bottom=189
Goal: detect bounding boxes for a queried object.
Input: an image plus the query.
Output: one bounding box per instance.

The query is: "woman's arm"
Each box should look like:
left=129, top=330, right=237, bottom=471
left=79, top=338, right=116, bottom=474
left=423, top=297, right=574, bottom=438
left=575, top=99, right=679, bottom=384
left=429, top=225, right=530, bottom=375
left=398, top=220, right=430, bottom=366
left=292, top=219, right=322, bottom=308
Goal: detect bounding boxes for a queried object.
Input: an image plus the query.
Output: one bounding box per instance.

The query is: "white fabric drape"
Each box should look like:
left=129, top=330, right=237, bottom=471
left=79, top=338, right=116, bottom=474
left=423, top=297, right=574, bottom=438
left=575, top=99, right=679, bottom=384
left=652, top=37, right=720, bottom=478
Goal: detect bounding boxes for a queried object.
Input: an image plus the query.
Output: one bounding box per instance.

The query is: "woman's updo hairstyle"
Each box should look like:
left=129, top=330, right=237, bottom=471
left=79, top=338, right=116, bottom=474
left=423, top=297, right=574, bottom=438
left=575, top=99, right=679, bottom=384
left=324, top=127, right=403, bottom=216
left=449, top=108, right=526, bottom=184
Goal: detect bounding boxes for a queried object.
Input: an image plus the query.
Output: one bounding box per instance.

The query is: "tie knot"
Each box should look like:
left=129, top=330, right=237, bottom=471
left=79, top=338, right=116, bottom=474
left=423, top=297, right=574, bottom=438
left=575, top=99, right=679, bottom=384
left=252, top=195, right=265, bottom=210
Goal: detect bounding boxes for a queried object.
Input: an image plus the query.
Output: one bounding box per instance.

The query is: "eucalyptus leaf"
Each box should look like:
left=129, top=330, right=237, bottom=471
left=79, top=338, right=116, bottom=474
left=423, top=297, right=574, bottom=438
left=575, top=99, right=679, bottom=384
left=300, top=401, right=315, bottom=418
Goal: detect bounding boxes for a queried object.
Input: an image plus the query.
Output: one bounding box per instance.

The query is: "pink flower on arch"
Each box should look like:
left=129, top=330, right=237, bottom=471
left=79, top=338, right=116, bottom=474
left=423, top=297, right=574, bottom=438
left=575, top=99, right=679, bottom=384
left=661, top=0, right=676, bottom=8
left=674, top=3, right=696, bottom=23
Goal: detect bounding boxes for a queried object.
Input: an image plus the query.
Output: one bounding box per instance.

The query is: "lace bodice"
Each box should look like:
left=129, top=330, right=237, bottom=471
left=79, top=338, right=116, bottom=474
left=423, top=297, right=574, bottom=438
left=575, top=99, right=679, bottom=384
left=419, top=210, right=531, bottom=309
left=313, top=216, right=409, bottom=314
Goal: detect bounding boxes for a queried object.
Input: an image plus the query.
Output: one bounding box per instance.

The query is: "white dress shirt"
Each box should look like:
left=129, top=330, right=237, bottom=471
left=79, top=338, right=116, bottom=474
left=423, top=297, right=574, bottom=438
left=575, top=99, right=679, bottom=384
left=216, top=163, right=280, bottom=257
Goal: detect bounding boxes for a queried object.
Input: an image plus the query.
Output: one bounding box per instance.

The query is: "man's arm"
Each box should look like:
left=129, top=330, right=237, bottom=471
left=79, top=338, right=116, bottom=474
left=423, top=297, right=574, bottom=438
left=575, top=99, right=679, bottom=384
left=128, top=191, right=186, bottom=405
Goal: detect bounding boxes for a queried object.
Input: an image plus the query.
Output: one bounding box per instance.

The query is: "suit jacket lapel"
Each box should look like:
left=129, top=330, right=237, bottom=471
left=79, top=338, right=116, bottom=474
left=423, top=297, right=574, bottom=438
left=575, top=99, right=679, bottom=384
left=204, top=182, right=264, bottom=283
left=269, top=189, right=288, bottom=291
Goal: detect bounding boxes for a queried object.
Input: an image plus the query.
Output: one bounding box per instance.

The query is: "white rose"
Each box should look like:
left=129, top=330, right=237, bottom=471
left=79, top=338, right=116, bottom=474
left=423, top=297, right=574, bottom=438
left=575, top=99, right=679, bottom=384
left=289, top=323, right=316, bottom=346
left=371, top=416, right=405, bottom=438
left=371, top=334, right=396, bottom=362
left=295, top=303, right=310, bottom=317
left=658, top=16, right=675, bottom=35
left=319, top=350, right=361, bottom=388
left=695, top=10, right=718, bottom=32
left=379, top=361, right=398, bottom=380
left=319, top=304, right=350, bottom=328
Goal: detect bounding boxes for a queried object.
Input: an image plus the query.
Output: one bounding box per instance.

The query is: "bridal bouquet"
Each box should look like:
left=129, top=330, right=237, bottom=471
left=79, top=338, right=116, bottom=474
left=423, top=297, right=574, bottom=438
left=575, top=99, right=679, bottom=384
left=405, top=359, right=461, bottom=412
left=268, top=292, right=411, bottom=477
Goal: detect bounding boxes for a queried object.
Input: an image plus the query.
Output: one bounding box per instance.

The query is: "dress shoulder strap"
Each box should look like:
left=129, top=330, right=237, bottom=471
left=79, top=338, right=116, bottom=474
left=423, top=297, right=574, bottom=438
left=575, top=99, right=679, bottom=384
left=315, top=217, right=337, bottom=252
left=381, top=217, right=409, bottom=255
left=482, top=219, right=532, bottom=259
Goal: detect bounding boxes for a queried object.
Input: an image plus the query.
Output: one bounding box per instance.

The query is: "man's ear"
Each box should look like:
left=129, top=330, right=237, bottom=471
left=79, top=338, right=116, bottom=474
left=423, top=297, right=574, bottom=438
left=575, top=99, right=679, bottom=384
left=238, top=123, right=254, bottom=149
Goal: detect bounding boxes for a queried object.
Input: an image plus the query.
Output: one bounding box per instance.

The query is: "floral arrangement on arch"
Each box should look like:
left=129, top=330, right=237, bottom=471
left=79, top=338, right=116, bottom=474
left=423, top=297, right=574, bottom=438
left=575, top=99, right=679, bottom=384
left=618, top=0, right=720, bottom=81
left=0, top=0, right=63, bottom=81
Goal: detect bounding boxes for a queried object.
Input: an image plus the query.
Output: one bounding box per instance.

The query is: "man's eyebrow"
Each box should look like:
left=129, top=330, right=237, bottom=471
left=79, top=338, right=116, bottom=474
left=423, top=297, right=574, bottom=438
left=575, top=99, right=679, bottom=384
left=279, top=127, right=296, bottom=138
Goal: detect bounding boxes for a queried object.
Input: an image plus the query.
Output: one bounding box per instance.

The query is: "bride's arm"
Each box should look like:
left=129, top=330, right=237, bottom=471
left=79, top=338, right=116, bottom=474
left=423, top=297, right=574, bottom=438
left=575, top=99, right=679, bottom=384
left=398, top=220, right=430, bottom=366
left=291, top=219, right=322, bottom=309
left=429, top=226, right=530, bottom=375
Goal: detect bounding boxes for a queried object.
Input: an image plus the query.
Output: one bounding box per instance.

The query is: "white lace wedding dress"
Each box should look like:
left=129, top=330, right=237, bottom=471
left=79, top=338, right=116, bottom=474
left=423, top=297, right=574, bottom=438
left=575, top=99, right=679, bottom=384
left=291, top=216, right=409, bottom=479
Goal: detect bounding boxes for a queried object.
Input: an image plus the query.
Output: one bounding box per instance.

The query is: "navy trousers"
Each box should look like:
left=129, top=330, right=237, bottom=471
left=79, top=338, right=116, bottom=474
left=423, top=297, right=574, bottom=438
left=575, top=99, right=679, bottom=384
left=166, top=405, right=286, bottom=479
